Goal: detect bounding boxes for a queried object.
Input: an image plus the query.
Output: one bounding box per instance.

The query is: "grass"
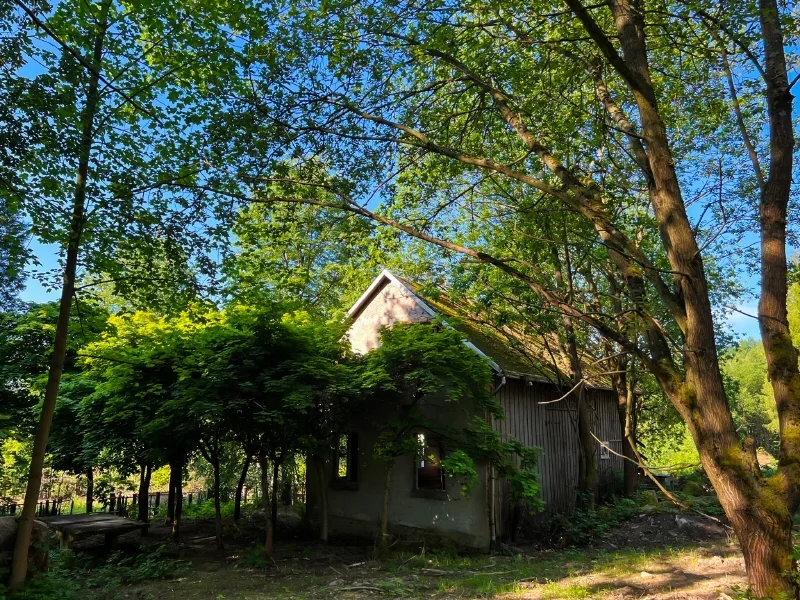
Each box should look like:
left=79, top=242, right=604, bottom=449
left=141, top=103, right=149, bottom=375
left=382, top=546, right=694, bottom=599
left=2, top=541, right=741, bottom=600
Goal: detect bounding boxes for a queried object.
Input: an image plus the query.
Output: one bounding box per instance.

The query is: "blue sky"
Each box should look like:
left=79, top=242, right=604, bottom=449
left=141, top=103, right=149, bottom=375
left=19, top=239, right=764, bottom=340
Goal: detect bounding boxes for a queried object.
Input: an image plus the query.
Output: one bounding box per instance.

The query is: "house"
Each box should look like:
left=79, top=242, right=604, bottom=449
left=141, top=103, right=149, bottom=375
left=306, top=270, right=625, bottom=548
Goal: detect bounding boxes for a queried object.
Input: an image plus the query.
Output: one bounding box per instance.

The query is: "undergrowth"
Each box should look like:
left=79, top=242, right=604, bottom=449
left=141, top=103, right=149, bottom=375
left=543, top=495, right=643, bottom=547
left=0, top=544, right=185, bottom=599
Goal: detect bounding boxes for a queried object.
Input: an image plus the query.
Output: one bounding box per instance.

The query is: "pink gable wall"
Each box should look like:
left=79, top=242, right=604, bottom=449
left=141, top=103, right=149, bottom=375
left=345, top=277, right=432, bottom=354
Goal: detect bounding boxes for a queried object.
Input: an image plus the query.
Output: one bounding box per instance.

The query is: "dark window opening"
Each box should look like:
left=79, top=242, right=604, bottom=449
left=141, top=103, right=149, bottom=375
left=416, top=433, right=445, bottom=490
left=334, top=433, right=359, bottom=482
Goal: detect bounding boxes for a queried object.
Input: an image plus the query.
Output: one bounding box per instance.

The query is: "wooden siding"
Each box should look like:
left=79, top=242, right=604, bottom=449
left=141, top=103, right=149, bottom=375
left=493, top=378, right=624, bottom=537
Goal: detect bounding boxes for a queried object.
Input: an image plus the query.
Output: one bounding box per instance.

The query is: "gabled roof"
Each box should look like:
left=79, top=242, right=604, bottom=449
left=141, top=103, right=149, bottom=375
left=347, top=270, right=501, bottom=373
left=347, top=270, right=613, bottom=389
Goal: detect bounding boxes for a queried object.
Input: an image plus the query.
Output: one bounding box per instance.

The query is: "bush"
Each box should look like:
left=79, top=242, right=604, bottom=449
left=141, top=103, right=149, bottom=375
left=543, top=495, right=643, bottom=548
left=0, top=571, right=79, bottom=600
left=152, top=498, right=238, bottom=521
left=45, top=544, right=184, bottom=595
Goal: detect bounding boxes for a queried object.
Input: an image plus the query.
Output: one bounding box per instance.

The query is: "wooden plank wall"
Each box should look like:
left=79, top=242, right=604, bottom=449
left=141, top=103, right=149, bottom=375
left=492, top=378, right=624, bottom=537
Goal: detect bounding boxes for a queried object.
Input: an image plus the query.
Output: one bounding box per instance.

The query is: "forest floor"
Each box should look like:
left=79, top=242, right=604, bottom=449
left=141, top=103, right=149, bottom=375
left=21, top=505, right=749, bottom=600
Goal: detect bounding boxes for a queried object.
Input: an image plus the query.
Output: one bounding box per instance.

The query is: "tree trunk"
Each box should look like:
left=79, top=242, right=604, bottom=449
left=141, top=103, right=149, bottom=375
left=85, top=469, right=94, bottom=514
left=212, top=456, right=224, bottom=551
left=8, top=4, right=109, bottom=591
left=611, top=369, right=637, bottom=496
left=549, top=240, right=597, bottom=507
left=314, top=459, right=329, bottom=543
left=173, top=460, right=183, bottom=540
left=569, top=0, right=800, bottom=594
left=732, top=508, right=794, bottom=599
left=378, top=461, right=393, bottom=558
left=259, top=451, right=273, bottom=555
left=281, top=465, right=292, bottom=505
left=234, top=455, right=251, bottom=522
left=575, top=384, right=597, bottom=508
left=270, top=458, right=280, bottom=538
left=166, top=460, right=177, bottom=524
left=137, top=462, right=151, bottom=522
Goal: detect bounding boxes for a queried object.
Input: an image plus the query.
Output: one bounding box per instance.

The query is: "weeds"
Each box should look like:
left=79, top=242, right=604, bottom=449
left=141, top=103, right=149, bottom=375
left=47, top=543, right=185, bottom=595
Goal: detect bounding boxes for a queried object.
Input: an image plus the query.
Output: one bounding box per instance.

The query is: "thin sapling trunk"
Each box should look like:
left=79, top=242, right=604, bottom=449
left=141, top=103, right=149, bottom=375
left=137, top=462, right=152, bottom=522
left=85, top=469, right=94, bottom=514
left=234, top=454, right=251, bottom=522
left=378, top=460, right=394, bottom=559
left=315, top=459, right=329, bottom=543
left=8, top=3, right=110, bottom=590
left=259, top=451, right=273, bottom=555
left=270, top=457, right=280, bottom=538
left=173, top=461, right=183, bottom=540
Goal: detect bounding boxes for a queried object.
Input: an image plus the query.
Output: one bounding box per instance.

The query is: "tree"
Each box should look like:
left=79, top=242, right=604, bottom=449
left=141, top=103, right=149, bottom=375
left=5, top=0, right=251, bottom=586
left=0, top=0, right=35, bottom=311
left=189, top=0, right=800, bottom=592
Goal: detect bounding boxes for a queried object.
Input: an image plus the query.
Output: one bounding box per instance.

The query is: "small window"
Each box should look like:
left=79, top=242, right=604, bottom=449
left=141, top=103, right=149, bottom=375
left=416, top=433, right=445, bottom=490
left=600, top=443, right=610, bottom=460
left=334, top=433, right=359, bottom=482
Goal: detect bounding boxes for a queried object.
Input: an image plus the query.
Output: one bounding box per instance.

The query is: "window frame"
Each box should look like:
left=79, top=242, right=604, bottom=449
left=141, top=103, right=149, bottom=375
left=331, top=432, right=359, bottom=491
left=413, top=433, right=447, bottom=496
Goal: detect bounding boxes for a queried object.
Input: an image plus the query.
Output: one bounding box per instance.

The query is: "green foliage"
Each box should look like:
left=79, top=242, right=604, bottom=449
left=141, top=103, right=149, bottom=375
left=234, top=544, right=272, bottom=570
left=439, top=450, right=477, bottom=497
left=548, top=497, right=642, bottom=548
left=0, top=572, right=79, bottom=600
left=722, top=340, right=779, bottom=455
left=0, top=545, right=181, bottom=599
left=49, top=545, right=182, bottom=594
left=154, top=499, right=238, bottom=521
left=0, top=301, right=105, bottom=440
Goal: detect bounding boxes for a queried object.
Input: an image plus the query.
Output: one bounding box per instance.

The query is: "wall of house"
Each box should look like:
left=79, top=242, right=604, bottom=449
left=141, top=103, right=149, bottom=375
left=492, top=378, right=624, bottom=537
left=306, top=402, right=491, bottom=549
left=345, top=278, right=432, bottom=354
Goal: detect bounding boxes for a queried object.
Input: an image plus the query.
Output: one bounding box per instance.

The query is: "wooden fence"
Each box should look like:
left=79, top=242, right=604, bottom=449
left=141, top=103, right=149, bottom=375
left=104, top=490, right=211, bottom=517
left=1, top=483, right=303, bottom=519
left=0, top=497, right=65, bottom=517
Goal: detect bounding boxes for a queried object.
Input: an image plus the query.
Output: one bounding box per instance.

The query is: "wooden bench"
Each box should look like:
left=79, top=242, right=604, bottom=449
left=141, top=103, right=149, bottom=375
left=40, top=513, right=149, bottom=550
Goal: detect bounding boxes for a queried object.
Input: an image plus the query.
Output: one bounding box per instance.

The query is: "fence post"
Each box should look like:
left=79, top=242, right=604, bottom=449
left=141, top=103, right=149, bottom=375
left=133, top=493, right=138, bottom=507
left=155, top=491, right=161, bottom=510
left=110, top=492, right=116, bottom=514
left=10, top=503, right=16, bottom=515
left=70, top=499, right=74, bottom=515
left=188, top=492, right=193, bottom=505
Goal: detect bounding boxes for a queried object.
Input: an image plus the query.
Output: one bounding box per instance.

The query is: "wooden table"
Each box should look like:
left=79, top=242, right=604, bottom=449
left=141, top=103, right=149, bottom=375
left=40, top=513, right=149, bottom=550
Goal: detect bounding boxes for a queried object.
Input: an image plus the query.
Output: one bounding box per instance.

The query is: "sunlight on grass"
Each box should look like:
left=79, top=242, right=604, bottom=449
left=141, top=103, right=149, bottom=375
left=388, top=546, right=705, bottom=599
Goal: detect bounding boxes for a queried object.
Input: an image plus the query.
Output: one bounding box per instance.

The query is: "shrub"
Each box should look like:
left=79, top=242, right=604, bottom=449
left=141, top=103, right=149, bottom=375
left=543, top=495, right=642, bottom=548
left=45, top=544, right=185, bottom=595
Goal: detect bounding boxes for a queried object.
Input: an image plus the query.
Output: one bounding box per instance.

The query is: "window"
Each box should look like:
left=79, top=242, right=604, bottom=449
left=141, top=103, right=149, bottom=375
left=416, top=433, right=445, bottom=491
left=599, top=442, right=610, bottom=460
left=334, top=433, right=359, bottom=482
